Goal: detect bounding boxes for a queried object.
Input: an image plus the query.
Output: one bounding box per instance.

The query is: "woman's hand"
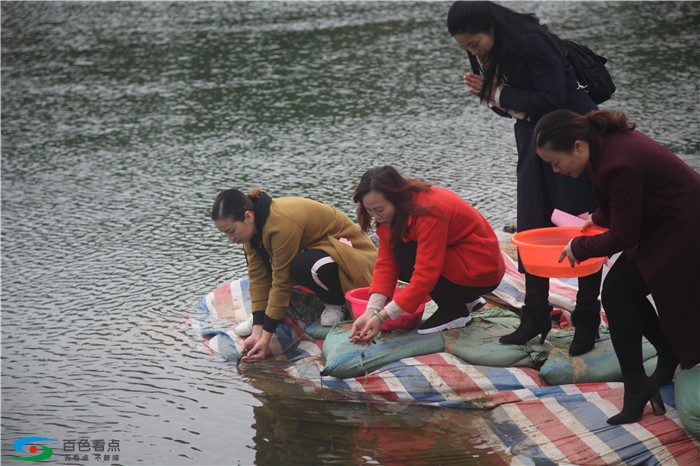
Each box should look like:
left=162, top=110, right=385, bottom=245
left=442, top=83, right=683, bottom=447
left=242, top=326, right=271, bottom=362
left=349, top=308, right=382, bottom=345
left=580, top=215, right=597, bottom=232
left=464, top=72, right=498, bottom=101
left=464, top=72, right=484, bottom=96
left=559, top=239, right=581, bottom=267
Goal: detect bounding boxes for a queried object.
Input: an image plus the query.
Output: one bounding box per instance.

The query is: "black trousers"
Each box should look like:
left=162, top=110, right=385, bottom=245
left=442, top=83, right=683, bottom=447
left=514, top=120, right=602, bottom=313
left=289, top=249, right=345, bottom=305
left=524, top=270, right=602, bottom=312
left=602, top=250, right=675, bottom=375
left=394, top=241, right=497, bottom=318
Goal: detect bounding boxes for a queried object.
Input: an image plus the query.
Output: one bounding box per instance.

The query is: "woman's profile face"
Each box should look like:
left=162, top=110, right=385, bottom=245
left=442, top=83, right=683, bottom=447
left=453, top=31, right=495, bottom=59
left=214, top=211, right=257, bottom=244
left=537, top=141, right=590, bottom=178
left=361, top=190, right=395, bottom=228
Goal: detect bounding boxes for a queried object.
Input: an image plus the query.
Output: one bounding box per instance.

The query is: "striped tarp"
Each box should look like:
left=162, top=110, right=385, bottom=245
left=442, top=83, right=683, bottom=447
left=190, top=252, right=700, bottom=464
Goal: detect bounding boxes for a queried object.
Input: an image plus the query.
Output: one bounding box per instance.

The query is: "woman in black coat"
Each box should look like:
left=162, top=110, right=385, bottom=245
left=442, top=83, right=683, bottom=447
left=447, top=1, right=603, bottom=356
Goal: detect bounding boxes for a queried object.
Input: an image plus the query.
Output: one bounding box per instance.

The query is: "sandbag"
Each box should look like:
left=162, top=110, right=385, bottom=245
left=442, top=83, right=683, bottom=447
left=675, top=364, right=700, bottom=441
left=442, top=308, right=549, bottom=368
left=304, top=321, right=332, bottom=341
left=538, top=329, right=657, bottom=385
left=320, top=324, right=445, bottom=379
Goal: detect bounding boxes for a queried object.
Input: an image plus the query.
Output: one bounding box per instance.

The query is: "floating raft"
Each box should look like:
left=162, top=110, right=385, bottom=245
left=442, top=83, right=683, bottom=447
left=189, top=251, right=700, bottom=464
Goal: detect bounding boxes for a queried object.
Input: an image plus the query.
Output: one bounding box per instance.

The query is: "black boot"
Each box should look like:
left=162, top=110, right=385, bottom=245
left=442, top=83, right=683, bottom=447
left=607, top=373, right=666, bottom=425
left=569, top=305, right=601, bottom=357
left=639, top=315, right=679, bottom=386
left=500, top=305, right=552, bottom=345
left=650, top=352, right=679, bottom=386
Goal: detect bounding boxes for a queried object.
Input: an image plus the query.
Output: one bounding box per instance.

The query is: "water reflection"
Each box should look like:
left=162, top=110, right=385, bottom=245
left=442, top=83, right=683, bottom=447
left=246, top=372, right=509, bottom=465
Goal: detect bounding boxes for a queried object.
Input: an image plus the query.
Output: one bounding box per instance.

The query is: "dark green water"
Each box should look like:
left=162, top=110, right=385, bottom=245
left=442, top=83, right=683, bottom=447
left=2, top=2, right=698, bottom=465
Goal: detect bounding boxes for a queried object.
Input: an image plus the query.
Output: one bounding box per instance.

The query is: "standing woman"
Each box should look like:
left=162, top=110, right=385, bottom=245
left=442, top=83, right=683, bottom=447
left=534, top=109, right=700, bottom=428
left=349, top=166, right=505, bottom=343
left=212, top=188, right=377, bottom=361
left=447, top=1, right=603, bottom=356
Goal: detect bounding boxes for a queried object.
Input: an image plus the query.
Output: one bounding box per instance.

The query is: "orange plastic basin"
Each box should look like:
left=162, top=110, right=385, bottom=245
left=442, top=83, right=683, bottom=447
left=511, top=227, right=607, bottom=278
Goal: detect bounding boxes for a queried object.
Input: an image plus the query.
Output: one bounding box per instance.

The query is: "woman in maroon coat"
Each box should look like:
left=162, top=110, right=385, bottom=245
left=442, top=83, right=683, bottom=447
left=533, top=108, right=700, bottom=426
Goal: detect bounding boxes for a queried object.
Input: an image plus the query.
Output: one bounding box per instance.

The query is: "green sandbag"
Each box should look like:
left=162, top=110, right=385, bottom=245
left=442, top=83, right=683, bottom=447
left=675, top=364, right=700, bottom=441
left=539, top=329, right=657, bottom=385
left=320, top=323, right=445, bottom=379
left=304, top=321, right=331, bottom=341
left=443, top=308, right=549, bottom=368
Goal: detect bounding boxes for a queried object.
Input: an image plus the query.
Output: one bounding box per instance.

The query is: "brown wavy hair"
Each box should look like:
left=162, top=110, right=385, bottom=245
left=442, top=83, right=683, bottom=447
left=353, top=166, right=436, bottom=245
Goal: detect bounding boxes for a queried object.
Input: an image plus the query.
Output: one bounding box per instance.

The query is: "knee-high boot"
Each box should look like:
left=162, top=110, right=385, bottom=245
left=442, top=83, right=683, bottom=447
left=569, top=303, right=601, bottom=356
left=499, top=305, right=552, bottom=345
left=570, top=269, right=602, bottom=356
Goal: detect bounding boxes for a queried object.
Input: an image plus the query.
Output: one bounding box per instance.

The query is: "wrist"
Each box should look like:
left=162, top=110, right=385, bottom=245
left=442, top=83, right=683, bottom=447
left=494, top=83, right=506, bottom=107
left=252, top=310, right=265, bottom=326
left=373, top=309, right=386, bottom=324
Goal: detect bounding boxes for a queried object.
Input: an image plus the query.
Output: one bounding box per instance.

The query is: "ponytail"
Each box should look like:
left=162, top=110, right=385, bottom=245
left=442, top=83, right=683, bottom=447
left=534, top=109, right=636, bottom=152
left=587, top=110, right=636, bottom=135
left=247, top=187, right=262, bottom=200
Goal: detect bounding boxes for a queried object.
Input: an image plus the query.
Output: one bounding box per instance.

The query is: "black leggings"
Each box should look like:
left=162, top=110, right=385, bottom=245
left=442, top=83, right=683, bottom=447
left=289, top=249, right=345, bottom=305
left=602, top=250, right=675, bottom=375
left=394, top=241, right=498, bottom=318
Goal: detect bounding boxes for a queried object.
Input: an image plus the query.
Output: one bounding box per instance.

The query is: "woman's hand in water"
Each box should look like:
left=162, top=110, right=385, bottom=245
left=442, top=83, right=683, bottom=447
left=242, top=326, right=271, bottom=362
left=349, top=308, right=381, bottom=344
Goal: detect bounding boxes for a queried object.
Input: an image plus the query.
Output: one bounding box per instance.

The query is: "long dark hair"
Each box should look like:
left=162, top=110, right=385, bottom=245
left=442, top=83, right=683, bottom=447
left=353, top=166, right=433, bottom=246
left=447, top=1, right=565, bottom=103
left=211, top=188, right=262, bottom=221
left=534, top=109, right=637, bottom=151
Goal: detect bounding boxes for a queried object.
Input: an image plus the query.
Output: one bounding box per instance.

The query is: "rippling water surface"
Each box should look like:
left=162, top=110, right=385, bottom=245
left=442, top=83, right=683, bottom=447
left=2, top=2, right=698, bottom=465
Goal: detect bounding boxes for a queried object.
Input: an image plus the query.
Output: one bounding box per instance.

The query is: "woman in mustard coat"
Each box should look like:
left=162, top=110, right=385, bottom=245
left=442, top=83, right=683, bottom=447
left=212, top=188, right=377, bottom=361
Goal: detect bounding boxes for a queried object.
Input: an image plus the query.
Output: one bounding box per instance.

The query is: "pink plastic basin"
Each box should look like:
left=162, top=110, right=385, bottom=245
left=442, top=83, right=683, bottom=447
left=345, top=287, right=429, bottom=331
left=512, top=226, right=607, bottom=278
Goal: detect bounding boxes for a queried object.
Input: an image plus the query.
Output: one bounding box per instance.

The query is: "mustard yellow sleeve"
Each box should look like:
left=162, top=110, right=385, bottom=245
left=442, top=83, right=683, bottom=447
left=264, top=222, right=304, bottom=320
left=243, top=243, right=272, bottom=313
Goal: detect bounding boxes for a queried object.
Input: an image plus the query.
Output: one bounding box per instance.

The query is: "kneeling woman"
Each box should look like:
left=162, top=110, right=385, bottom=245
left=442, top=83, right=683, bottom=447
left=212, top=188, right=377, bottom=361
left=349, top=166, right=505, bottom=343
left=534, top=109, right=700, bottom=427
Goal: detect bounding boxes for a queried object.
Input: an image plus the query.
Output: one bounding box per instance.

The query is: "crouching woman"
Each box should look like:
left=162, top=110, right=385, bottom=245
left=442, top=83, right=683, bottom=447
left=349, top=166, right=505, bottom=343
left=212, top=188, right=377, bottom=362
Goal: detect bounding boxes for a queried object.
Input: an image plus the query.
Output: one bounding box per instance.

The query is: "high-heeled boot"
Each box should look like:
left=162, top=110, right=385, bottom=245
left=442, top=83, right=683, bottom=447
left=640, top=319, right=679, bottom=386
left=569, top=305, right=601, bottom=356
left=650, top=352, right=679, bottom=386
left=499, top=305, right=552, bottom=345
left=607, top=373, right=666, bottom=425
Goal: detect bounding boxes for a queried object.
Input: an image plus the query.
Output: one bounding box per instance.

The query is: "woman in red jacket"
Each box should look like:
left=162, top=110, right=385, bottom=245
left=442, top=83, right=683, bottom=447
left=534, top=109, right=700, bottom=427
left=349, top=166, right=505, bottom=343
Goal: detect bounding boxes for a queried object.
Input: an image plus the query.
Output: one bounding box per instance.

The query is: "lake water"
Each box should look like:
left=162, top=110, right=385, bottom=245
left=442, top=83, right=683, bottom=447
left=2, top=2, right=698, bottom=465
